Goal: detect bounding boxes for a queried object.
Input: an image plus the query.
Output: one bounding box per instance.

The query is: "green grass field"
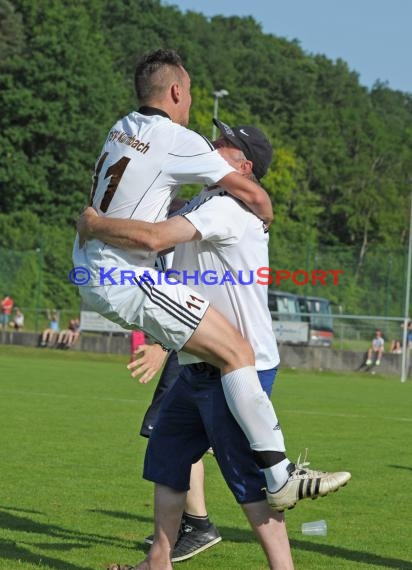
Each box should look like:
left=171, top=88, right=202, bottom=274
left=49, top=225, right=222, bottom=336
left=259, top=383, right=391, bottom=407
left=1, top=346, right=411, bottom=570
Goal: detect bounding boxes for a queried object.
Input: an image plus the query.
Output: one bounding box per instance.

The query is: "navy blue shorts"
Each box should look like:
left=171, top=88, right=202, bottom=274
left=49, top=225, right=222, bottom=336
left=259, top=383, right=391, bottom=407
left=140, top=352, right=182, bottom=438
left=143, top=363, right=278, bottom=504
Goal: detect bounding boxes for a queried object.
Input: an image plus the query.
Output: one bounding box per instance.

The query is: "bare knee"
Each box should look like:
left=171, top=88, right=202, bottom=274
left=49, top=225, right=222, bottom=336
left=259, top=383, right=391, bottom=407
left=184, top=308, right=255, bottom=370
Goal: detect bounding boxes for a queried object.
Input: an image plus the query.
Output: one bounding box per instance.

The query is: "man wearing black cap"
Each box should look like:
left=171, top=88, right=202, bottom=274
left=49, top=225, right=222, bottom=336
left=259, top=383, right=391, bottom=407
left=79, top=122, right=349, bottom=570
left=212, top=118, right=273, bottom=182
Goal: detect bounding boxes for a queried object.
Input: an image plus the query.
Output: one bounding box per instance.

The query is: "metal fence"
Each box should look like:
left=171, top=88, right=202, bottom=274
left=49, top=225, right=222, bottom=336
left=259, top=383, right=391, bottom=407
left=1, top=308, right=80, bottom=335
left=7, top=307, right=408, bottom=350
left=330, top=314, right=406, bottom=350
left=268, top=240, right=410, bottom=318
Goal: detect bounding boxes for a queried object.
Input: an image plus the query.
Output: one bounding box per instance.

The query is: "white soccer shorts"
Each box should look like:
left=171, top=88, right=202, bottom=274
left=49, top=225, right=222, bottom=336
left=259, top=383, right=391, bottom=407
left=80, top=267, right=210, bottom=350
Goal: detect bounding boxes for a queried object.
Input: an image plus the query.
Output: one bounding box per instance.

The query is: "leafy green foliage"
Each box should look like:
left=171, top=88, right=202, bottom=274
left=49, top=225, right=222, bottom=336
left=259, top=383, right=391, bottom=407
left=0, top=0, right=129, bottom=222
left=0, top=211, right=78, bottom=310
left=0, top=0, right=411, bottom=315
left=0, top=0, right=25, bottom=62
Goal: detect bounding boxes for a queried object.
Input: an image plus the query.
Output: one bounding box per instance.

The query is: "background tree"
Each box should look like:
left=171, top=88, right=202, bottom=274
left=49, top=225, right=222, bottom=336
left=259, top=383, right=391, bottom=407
left=0, top=0, right=129, bottom=223
left=0, top=0, right=25, bottom=63
left=0, top=0, right=411, bottom=315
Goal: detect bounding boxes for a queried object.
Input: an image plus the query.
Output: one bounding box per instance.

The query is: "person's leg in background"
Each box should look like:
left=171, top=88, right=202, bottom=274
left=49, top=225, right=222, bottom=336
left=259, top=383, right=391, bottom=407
left=141, top=353, right=222, bottom=561
left=136, top=367, right=211, bottom=570
left=170, top=459, right=221, bottom=562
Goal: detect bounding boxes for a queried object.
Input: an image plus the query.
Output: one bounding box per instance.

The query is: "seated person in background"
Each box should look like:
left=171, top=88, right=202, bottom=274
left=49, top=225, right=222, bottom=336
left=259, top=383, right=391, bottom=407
left=390, top=339, right=402, bottom=354
left=40, top=310, right=60, bottom=347
left=57, top=318, right=81, bottom=349
left=366, top=329, right=384, bottom=366
left=10, top=308, right=24, bottom=330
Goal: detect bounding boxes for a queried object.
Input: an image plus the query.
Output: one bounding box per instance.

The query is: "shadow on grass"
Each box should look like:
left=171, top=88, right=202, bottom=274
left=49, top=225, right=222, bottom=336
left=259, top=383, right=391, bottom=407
left=0, top=504, right=43, bottom=514
left=0, top=539, right=94, bottom=570
left=214, top=525, right=255, bottom=543
left=0, top=507, right=139, bottom=548
left=89, top=508, right=152, bottom=523
left=91, top=509, right=256, bottom=544
left=291, top=538, right=412, bottom=569
left=25, top=541, right=91, bottom=551
left=388, top=464, right=412, bottom=472
left=0, top=507, right=146, bottom=569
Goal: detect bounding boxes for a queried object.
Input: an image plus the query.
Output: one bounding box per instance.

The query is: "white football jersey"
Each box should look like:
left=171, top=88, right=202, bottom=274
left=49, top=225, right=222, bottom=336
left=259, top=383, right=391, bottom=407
left=174, top=188, right=279, bottom=370
left=72, top=110, right=234, bottom=283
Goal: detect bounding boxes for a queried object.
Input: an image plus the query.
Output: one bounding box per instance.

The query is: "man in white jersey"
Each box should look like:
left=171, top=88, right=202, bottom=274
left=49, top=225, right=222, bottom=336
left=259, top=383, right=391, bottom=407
left=79, top=123, right=350, bottom=570
left=72, top=48, right=313, bottom=504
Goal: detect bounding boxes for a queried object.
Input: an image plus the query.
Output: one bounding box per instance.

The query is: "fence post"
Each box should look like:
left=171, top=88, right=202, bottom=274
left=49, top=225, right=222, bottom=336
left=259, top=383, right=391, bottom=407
left=401, top=191, right=412, bottom=382
left=34, top=246, right=43, bottom=333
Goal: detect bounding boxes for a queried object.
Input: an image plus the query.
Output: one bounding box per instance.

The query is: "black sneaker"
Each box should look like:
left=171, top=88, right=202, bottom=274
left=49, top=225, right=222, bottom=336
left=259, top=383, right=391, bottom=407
left=143, top=521, right=222, bottom=562
left=143, top=533, right=155, bottom=545
left=171, top=521, right=222, bottom=562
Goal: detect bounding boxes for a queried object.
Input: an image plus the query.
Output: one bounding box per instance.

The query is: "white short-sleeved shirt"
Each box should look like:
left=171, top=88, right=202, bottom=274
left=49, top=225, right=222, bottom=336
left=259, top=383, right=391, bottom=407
left=173, top=188, right=279, bottom=370
left=72, top=111, right=235, bottom=283
left=372, top=337, right=384, bottom=350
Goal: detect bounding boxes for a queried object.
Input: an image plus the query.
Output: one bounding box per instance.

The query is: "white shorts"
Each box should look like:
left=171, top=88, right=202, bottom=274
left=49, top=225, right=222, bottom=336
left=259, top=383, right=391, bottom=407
left=80, top=267, right=210, bottom=350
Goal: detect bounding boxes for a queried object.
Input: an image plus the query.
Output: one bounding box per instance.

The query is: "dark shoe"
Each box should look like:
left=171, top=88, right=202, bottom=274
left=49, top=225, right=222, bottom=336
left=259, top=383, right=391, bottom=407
left=144, top=520, right=222, bottom=562
left=144, top=534, right=154, bottom=545
left=172, top=521, right=221, bottom=562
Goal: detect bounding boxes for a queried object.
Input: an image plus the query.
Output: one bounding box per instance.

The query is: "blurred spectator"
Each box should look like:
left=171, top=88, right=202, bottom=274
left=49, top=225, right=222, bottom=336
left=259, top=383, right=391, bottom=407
left=130, top=329, right=146, bottom=362
left=366, top=329, right=384, bottom=366
left=1, top=294, right=14, bottom=330
left=390, top=339, right=402, bottom=354
left=409, top=322, right=412, bottom=349
left=400, top=320, right=412, bottom=349
left=40, top=310, right=60, bottom=347
left=10, top=308, right=24, bottom=331
left=57, top=318, right=81, bottom=349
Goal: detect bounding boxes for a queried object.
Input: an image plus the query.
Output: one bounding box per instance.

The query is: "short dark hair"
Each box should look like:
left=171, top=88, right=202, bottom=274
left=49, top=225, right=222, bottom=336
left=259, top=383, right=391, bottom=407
left=134, top=48, right=184, bottom=103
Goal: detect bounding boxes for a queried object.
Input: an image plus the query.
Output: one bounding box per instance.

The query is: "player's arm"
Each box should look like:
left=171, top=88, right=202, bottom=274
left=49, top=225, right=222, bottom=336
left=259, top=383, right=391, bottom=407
left=217, top=172, right=273, bottom=226
left=168, top=132, right=273, bottom=225
left=77, top=207, right=200, bottom=252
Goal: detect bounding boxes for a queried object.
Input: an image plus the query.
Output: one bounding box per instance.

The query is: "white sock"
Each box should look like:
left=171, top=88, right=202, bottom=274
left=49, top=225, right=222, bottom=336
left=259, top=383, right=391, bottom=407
left=263, top=458, right=290, bottom=493
left=221, top=367, right=290, bottom=491
left=221, top=367, right=286, bottom=452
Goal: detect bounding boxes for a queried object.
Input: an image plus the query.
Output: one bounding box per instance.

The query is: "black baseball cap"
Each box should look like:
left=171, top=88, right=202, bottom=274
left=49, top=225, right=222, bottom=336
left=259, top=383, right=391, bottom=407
left=213, top=118, right=273, bottom=180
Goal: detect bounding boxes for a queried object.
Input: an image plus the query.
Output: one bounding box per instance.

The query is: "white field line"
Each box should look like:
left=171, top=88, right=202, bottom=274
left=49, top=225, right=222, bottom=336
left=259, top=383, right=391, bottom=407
left=282, top=408, right=412, bottom=422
